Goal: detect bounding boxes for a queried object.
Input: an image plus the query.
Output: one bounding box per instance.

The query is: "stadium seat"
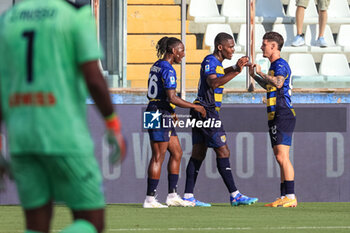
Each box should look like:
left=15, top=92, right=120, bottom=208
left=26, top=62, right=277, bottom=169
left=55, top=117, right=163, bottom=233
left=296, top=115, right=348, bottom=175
left=128, top=0, right=175, bottom=4
left=255, top=0, right=292, bottom=23
left=319, top=54, right=350, bottom=76
left=288, top=53, right=325, bottom=88
left=327, top=0, right=350, bottom=24
left=188, top=0, right=225, bottom=23
left=286, top=0, right=318, bottom=24
left=255, top=53, right=270, bottom=74
left=237, top=24, right=266, bottom=51
left=203, top=24, right=242, bottom=52
left=0, top=0, right=11, bottom=14
left=221, top=0, right=259, bottom=23
left=272, top=24, right=308, bottom=52
left=304, top=24, right=342, bottom=52
left=336, top=24, right=350, bottom=52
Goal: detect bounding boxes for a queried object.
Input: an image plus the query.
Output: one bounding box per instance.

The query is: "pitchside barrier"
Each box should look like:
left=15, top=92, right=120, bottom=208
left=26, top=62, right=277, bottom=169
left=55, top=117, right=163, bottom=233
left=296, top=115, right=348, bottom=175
left=1, top=102, right=349, bottom=204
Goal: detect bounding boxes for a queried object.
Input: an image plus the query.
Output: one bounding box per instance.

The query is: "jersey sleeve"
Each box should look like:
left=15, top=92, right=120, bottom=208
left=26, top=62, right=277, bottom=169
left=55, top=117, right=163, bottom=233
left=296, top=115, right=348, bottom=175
left=162, top=67, right=177, bottom=90
left=203, top=58, right=218, bottom=76
left=274, top=63, right=289, bottom=79
left=73, top=6, right=103, bottom=64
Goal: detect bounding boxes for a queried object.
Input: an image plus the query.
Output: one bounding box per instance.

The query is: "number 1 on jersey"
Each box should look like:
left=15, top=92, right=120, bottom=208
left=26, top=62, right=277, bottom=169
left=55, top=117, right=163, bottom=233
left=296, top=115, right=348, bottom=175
left=22, top=31, right=35, bottom=83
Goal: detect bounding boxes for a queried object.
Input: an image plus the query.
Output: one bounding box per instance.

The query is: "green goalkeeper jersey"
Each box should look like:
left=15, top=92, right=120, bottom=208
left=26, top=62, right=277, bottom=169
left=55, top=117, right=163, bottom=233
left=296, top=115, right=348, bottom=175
left=0, top=0, right=103, bottom=155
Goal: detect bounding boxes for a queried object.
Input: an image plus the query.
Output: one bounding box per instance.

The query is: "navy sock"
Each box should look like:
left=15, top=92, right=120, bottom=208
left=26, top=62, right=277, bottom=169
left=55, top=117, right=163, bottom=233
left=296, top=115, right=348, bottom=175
left=280, top=182, right=286, bottom=196
left=216, top=158, right=237, bottom=193
left=146, top=178, right=159, bottom=196
left=168, top=174, right=179, bottom=193
left=184, top=158, right=203, bottom=193
left=285, top=180, right=295, bottom=195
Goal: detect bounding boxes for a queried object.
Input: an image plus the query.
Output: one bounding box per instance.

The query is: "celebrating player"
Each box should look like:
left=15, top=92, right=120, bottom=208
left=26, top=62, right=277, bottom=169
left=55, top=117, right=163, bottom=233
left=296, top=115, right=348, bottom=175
left=249, top=31, right=297, bottom=207
left=143, top=37, right=206, bottom=208
left=183, top=32, right=258, bottom=207
left=0, top=1, right=126, bottom=233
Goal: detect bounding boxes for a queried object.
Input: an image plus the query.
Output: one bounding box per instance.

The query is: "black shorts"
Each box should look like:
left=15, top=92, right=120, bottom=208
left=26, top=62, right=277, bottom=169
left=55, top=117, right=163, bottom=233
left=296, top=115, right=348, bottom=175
left=268, top=116, right=296, bottom=147
left=191, top=107, right=226, bottom=148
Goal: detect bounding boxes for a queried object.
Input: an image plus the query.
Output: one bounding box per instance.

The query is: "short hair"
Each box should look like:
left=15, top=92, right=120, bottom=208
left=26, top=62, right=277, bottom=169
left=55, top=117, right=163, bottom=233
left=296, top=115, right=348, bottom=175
left=214, top=32, right=234, bottom=52
left=263, top=31, right=284, bottom=51
left=156, top=37, right=182, bottom=59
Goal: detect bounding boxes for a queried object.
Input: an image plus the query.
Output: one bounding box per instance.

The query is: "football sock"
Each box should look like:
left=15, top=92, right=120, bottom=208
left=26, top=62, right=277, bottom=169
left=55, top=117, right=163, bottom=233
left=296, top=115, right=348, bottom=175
left=146, top=178, right=159, bottom=196
left=184, top=158, right=203, bottom=193
left=216, top=158, right=237, bottom=193
left=168, top=174, right=179, bottom=193
left=60, top=219, right=97, bottom=233
left=231, top=190, right=240, bottom=198
left=285, top=180, right=295, bottom=199
left=183, top=193, right=194, bottom=199
left=280, top=182, right=286, bottom=197
left=25, top=230, right=44, bottom=233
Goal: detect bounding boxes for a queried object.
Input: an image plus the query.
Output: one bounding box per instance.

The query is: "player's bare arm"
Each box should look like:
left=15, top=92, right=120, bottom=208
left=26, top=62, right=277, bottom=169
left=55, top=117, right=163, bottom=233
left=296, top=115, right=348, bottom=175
left=81, top=60, right=114, bottom=117
left=249, top=63, right=284, bottom=89
left=207, top=57, right=249, bottom=89
left=166, top=89, right=206, bottom=118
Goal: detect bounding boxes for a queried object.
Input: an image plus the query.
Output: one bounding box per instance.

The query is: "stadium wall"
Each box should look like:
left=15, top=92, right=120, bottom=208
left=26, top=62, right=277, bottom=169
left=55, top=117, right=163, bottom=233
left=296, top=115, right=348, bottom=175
left=1, top=102, right=349, bottom=204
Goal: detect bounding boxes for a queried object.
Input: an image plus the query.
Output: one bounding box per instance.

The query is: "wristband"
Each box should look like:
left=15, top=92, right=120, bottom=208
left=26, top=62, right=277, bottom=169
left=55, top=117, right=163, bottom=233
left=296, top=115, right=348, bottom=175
left=105, top=113, right=121, bottom=133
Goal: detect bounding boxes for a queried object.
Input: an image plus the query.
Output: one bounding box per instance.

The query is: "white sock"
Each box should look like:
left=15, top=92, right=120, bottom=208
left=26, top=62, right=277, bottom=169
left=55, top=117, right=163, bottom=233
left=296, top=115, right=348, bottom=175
left=231, top=190, right=240, bottom=198
left=286, top=194, right=295, bottom=200
left=145, top=195, right=155, bottom=202
left=184, top=193, right=194, bottom=199
left=167, top=192, right=178, bottom=198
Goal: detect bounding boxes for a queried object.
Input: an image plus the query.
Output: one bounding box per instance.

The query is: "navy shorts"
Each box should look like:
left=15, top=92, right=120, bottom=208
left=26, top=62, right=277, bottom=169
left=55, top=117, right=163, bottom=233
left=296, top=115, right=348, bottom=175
left=146, top=105, right=177, bottom=142
left=268, top=116, right=296, bottom=147
left=191, top=107, right=226, bottom=148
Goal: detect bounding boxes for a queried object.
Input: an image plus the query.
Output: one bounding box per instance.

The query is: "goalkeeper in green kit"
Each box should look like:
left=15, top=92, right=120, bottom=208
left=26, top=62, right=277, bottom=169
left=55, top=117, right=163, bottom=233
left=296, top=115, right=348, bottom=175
left=0, top=0, right=126, bottom=233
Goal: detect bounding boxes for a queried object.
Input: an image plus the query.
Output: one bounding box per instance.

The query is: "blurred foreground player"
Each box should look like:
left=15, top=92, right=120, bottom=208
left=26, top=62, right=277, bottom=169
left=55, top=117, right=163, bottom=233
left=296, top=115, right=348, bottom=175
left=183, top=33, right=258, bottom=207
left=249, top=31, right=297, bottom=207
left=0, top=0, right=126, bottom=232
left=143, top=37, right=206, bottom=208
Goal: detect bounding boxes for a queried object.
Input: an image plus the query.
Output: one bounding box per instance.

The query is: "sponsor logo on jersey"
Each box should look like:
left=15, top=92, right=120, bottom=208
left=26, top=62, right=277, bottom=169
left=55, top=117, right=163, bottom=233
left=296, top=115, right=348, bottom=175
left=221, top=135, right=226, bottom=143
left=205, top=64, right=210, bottom=72
left=170, top=76, right=176, bottom=84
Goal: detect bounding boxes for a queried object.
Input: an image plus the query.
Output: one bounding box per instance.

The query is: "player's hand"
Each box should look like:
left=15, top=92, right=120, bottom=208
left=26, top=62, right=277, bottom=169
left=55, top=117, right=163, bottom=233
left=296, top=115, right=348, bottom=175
left=248, top=63, right=261, bottom=77
left=235, top=56, right=250, bottom=73
left=194, top=105, right=206, bottom=118
left=105, top=113, right=127, bottom=165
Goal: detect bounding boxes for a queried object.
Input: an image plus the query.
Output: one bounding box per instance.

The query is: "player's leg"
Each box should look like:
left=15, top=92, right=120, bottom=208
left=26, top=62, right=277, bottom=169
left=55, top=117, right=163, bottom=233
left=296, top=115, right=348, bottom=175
left=214, top=145, right=258, bottom=206
left=11, top=155, right=54, bottom=233
left=143, top=140, right=169, bottom=208
left=273, top=145, right=297, bottom=207
left=164, top=135, right=194, bottom=207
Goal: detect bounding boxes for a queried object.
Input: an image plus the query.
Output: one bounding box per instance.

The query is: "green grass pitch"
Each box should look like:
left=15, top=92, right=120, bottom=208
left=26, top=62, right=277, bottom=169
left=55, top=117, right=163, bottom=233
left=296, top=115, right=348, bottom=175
left=0, top=203, right=349, bottom=233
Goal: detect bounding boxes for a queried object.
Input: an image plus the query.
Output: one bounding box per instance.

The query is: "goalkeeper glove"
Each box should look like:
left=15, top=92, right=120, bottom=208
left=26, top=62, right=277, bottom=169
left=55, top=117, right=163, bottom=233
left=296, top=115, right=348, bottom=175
left=105, top=113, right=126, bottom=165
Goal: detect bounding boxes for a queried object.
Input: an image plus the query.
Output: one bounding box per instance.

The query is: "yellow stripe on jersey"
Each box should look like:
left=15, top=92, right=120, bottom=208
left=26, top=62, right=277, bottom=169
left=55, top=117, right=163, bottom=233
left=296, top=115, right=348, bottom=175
left=170, top=103, right=176, bottom=109
left=215, top=107, right=221, bottom=112
left=214, top=93, right=223, bottom=103
left=268, top=112, right=275, bottom=121
left=267, top=97, right=276, bottom=107
left=266, top=85, right=277, bottom=93
left=216, top=66, right=225, bottom=74
left=291, top=108, right=296, bottom=117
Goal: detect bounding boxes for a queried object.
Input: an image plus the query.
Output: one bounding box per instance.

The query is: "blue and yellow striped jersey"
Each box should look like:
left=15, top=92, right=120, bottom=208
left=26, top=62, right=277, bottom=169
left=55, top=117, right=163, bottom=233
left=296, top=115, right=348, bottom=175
left=266, top=58, right=296, bottom=121
left=195, top=54, right=224, bottom=112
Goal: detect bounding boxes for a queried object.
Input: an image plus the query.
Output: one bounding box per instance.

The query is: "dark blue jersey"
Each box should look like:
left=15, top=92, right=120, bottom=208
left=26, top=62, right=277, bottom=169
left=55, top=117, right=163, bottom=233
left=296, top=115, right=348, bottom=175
left=147, top=60, right=177, bottom=111
left=266, top=58, right=295, bottom=121
left=194, top=54, right=224, bottom=112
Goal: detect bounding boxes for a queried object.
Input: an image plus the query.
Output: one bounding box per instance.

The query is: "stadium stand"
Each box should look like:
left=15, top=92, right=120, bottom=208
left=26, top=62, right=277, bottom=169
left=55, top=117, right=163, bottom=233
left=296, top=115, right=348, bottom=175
left=237, top=24, right=266, bottom=51
left=126, top=0, right=350, bottom=89
left=319, top=54, right=350, bottom=88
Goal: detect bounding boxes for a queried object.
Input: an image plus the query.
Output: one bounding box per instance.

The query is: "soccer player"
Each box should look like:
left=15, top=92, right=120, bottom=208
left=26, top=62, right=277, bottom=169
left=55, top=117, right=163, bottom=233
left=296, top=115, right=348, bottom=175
left=249, top=31, right=297, bottom=208
left=183, top=33, right=258, bottom=207
left=0, top=1, right=126, bottom=233
left=143, top=36, right=206, bottom=208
